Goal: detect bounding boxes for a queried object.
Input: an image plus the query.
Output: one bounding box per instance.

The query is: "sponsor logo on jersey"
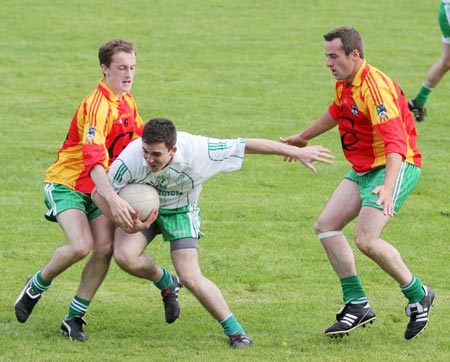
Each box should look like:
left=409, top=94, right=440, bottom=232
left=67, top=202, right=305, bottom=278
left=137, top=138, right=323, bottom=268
left=149, top=175, right=184, bottom=197
left=159, top=190, right=183, bottom=197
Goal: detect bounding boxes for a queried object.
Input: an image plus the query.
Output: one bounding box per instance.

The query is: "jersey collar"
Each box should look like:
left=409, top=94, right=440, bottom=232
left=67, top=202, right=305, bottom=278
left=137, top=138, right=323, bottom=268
left=97, top=79, right=121, bottom=102
left=350, top=60, right=369, bottom=87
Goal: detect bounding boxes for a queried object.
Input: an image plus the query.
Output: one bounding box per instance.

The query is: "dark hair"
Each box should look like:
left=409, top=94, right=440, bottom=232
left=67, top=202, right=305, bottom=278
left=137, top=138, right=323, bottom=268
left=324, top=26, right=364, bottom=59
left=142, top=118, right=177, bottom=149
left=98, top=39, right=136, bottom=68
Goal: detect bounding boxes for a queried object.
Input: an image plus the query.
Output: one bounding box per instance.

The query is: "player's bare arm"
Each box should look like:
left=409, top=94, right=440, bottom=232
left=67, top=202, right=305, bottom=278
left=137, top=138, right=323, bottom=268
left=244, top=138, right=334, bottom=173
left=280, top=110, right=338, bottom=146
left=280, top=110, right=338, bottom=161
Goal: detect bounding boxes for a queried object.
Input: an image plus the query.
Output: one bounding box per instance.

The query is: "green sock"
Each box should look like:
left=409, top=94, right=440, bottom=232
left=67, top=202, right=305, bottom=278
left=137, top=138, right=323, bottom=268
left=66, top=296, right=90, bottom=320
left=219, top=314, right=245, bottom=337
left=415, top=84, right=432, bottom=108
left=341, top=275, right=368, bottom=305
left=31, top=271, right=52, bottom=294
left=153, top=268, right=173, bottom=290
left=401, top=275, right=425, bottom=304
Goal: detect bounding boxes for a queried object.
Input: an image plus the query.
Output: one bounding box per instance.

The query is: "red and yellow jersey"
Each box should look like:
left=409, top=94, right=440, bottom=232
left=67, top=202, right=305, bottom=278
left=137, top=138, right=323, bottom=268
left=44, top=79, right=144, bottom=193
left=328, top=61, right=421, bottom=173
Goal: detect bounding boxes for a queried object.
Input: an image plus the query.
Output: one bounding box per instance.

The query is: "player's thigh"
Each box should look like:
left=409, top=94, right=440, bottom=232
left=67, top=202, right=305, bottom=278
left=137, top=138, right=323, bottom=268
left=316, top=178, right=361, bottom=230
left=57, top=208, right=94, bottom=248
left=90, top=214, right=115, bottom=252
left=354, top=206, right=391, bottom=243
left=114, top=227, right=148, bottom=258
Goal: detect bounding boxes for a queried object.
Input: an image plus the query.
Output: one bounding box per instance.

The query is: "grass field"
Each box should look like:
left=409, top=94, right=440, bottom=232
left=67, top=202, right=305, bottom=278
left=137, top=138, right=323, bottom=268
left=1, top=1, right=449, bottom=361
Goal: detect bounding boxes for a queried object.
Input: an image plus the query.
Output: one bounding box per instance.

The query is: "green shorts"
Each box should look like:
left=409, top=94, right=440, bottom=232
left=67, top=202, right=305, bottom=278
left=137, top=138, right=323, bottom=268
left=43, top=183, right=101, bottom=222
left=439, top=2, right=450, bottom=42
left=345, top=163, right=421, bottom=215
left=141, top=206, right=202, bottom=244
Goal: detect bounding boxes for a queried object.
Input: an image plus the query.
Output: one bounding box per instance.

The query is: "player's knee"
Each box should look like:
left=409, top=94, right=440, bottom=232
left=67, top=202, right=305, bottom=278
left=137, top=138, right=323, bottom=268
left=70, top=242, right=92, bottom=261
left=443, top=57, right=450, bottom=71
left=314, top=214, right=344, bottom=241
left=66, top=230, right=94, bottom=258
left=313, top=219, right=324, bottom=235
left=177, top=272, right=199, bottom=292
left=113, top=247, right=133, bottom=270
left=314, top=218, right=335, bottom=236
left=354, top=233, right=374, bottom=255
left=92, top=239, right=114, bottom=260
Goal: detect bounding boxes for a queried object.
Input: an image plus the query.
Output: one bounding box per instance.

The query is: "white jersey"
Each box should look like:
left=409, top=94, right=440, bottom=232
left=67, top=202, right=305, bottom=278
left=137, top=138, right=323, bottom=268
left=108, top=132, right=246, bottom=209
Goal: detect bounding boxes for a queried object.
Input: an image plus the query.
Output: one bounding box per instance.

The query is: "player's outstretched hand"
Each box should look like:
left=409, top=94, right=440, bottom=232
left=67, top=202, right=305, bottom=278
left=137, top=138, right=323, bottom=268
left=289, top=145, right=334, bottom=173
left=280, top=134, right=309, bottom=148
left=280, top=134, right=310, bottom=162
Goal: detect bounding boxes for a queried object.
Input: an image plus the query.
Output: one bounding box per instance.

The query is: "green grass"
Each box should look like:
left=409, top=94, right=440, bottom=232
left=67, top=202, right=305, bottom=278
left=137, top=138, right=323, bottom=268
left=1, top=1, right=449, bottom=361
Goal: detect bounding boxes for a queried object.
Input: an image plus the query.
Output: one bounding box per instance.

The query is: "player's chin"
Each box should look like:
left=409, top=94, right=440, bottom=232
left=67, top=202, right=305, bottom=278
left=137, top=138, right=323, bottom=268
left=121, top=83, right=132, bottom=92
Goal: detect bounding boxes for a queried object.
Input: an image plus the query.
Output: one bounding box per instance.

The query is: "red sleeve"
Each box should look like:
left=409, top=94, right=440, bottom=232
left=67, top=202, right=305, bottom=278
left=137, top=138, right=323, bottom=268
left=328, top=102, right=340, bottom=120
left=374, top=118, right=407, bottom=158
left=82, top=143, right=107, bottom=175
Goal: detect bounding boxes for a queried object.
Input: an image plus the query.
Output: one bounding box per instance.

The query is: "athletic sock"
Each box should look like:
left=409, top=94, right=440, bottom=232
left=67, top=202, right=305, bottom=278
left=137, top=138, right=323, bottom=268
left=401, top=275, right=425, bottom=304
left=31, top=271, right=52, bottom=294
left=340, top=275, right=369, bottom=305
left=219, top=313, right=245, bottom=337
left=153, top=268, right=173, bottom=290
left=66, top=296, right=90, bottom=320
left=415, top=84, right=432, bottom=108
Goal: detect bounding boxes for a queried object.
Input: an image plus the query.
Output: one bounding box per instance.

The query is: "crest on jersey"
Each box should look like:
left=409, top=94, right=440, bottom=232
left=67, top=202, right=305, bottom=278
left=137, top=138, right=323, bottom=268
left=175, top=174, right=185, bottom=185
left=376, top=104, right=388, bottom=121
left=351, top=104, right=358, bottom=116
left=155, top=175, right=169, bottom=189
left=86, top=127, right=96, bottom=143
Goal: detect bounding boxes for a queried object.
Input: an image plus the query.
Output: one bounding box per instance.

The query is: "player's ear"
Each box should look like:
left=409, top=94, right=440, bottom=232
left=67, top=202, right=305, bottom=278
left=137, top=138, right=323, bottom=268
left=100, top=64, right=109, bottom=77
left=170, top=145, right=177, bottom=154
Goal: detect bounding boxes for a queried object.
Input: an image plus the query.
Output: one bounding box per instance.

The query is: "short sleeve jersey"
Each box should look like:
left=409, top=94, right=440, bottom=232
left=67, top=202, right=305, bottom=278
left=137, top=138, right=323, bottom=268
left=44, top=79, right=144, bottom=193
left=328, top=61, right=421, bottom=173
left=108, top=132, right=246, bottom=209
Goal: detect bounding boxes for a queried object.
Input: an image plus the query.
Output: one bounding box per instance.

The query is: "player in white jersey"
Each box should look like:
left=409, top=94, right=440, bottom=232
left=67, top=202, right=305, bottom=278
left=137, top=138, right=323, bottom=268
left=92, top=117, right=334, bottom=349
left=408, top=0, right=450, bottom=121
